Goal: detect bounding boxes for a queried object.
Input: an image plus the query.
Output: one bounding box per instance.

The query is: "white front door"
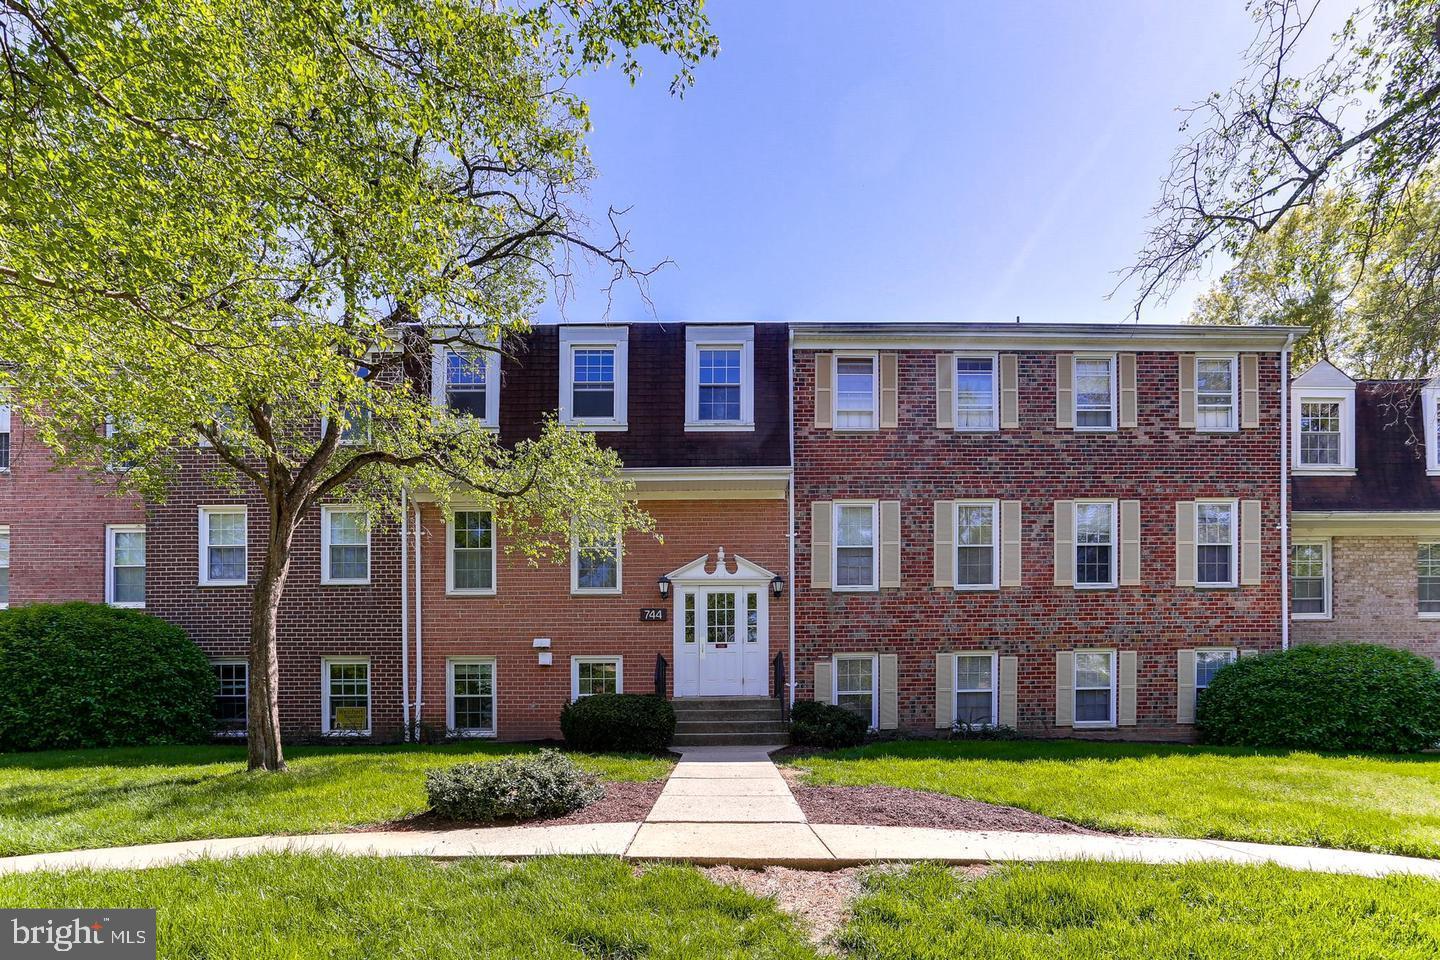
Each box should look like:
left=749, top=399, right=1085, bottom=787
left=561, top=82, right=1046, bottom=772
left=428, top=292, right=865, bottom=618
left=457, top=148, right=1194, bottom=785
left=674, top=583, right=768, bottom=696
left=698, top=589, right=744, bottom=694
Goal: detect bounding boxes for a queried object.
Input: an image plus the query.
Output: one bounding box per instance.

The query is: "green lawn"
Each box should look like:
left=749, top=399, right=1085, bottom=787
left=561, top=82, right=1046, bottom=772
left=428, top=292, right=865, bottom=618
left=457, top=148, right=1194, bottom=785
left=0, top=854, right=813, bottom=960
left=782, top=740, right=1440, bottom=858
left=0, top=743, right=671, bottom=856
left=841, top=861, right=1440, bottom=960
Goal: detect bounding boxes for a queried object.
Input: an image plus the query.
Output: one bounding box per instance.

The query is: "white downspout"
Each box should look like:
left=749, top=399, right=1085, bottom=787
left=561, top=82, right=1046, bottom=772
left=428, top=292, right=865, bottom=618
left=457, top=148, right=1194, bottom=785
left=786, top=327, right=797, bottom=707
left=400, top=489, right=411, bottom=740
left=413, top=504, right=424, bottom=727
left=1280, top=335, right=1293, bottom=650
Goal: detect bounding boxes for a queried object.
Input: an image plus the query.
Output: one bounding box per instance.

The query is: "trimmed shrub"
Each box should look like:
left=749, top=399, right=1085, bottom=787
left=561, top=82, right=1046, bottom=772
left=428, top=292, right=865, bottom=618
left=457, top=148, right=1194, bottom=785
left=790, top=699, right=868, bottom=749
left=1196, top=643, right=1440, bottom=753
left=0, top=602, right=217, bottom=751
left=559, top=693, right=676, bottom=753
left=425, top=749, right=603, bottom=822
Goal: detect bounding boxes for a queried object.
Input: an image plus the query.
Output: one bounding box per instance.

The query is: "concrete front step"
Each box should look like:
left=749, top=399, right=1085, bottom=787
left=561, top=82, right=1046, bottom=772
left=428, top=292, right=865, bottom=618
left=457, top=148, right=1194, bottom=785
left=675, top=719, right=789, bottom=736
left=672, top=708, right=784, bottom=723
left=671, top=731, right=789, bottom=747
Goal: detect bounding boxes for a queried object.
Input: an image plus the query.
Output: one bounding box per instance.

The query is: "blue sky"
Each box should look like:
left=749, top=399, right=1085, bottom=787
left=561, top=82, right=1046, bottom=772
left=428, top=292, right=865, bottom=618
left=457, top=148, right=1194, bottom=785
left=542, top=2, right=1323, bottom=327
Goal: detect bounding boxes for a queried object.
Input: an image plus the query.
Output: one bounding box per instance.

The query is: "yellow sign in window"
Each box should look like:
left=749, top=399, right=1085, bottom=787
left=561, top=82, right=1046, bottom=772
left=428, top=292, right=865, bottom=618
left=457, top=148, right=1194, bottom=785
left=334, top=706, right=367, bottom=731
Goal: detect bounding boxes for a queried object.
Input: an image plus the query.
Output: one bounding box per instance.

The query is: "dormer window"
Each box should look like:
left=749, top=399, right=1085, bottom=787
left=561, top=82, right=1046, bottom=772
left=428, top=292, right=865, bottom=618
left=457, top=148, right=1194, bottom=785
left=1422, top=377, right=1440, bottom=475
left=1290, top=360, right=1355, bottom=475
left=685, top=325, right=754, bottom=431
left=559, top=326, right=628, bottom=430
left=431, top=340, right=500, bottom=428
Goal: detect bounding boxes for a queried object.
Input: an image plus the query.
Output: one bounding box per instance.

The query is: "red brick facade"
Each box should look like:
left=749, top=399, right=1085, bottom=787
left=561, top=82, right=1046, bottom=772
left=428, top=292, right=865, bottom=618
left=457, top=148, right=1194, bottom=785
left=793, top=340, right=1287, bottom=739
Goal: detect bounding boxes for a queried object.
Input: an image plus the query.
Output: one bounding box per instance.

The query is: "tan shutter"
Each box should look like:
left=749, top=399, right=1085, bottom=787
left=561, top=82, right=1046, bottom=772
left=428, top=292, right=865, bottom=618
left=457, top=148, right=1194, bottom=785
left=879, top=353, right=899, bottom=429
left=1000, top=500, right=1023, bottom=587
left=1055, top=354, right=1074, bottom=429
left=936, top=354, right=954, bottom=429
left=1240, top=499, right=1262, bottom=585
left=1119, top=499, right=1141, bottom=586
left=811, top=500, right=833, bottom=589
left=878, top=654, right=899, bottom=729
left=1053, top=500, right=1074, bottom=586
left=933, top=500, right=955, bottom=587
left=934, top=652, right=954, bottom=729
left=1054, top=651, right=1074, bottom=727
left=1175, top=501, right=1196, bottom=586
left=1119, top=353, right=1138, bottom=428
left=814, top=659, right=834, bottom=704
left=1000, top=354, right=1020, bottom=429
left=880, top=500, right=902, bottom=589
left=813, top=353, right=833, bottom=429
left=1118, top=651, right=1138, bottom=726
left=1178, top=354, right=1196, bottom=429
left=1241, top=354, right=1260, bottom=428
left=1176, top=649, right=1196, bottom=723
left=998, top=655, right=1019, bottom=728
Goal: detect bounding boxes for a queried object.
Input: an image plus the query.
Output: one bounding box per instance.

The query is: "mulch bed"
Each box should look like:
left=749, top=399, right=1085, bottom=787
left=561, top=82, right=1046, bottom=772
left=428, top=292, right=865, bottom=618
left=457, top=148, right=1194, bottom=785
left=355, top=780, right=664, bottom=833
left=786, top=778, right=1095, bottom=835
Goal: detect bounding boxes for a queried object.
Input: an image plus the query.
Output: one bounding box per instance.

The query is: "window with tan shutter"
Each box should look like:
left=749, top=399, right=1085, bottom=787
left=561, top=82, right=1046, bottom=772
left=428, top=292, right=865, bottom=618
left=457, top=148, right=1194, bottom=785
left=1195, top=500, right=1237, bottom=587
left=955, top=355, right=998, bottom=430
left=955, top=501, right=998, bottom=589
left=954, top=653, right=997, bottom=726
left=1073, top=650, right=1115, bottom=727
left=834, top=354, right=878, bottom=430
left=834, top=502, right=877, bottom=591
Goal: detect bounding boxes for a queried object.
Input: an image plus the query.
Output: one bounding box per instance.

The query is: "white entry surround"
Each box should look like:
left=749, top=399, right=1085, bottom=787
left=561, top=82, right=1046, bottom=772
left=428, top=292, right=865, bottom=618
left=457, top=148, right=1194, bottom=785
left=669, top=549, right=774, bottom=696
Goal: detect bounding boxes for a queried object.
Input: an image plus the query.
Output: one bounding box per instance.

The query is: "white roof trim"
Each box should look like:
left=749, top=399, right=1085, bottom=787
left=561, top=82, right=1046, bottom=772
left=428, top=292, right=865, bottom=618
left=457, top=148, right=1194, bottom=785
left=1292, top=359, right=1356, bottom=389
left=664, top=548, right=776, bottom=583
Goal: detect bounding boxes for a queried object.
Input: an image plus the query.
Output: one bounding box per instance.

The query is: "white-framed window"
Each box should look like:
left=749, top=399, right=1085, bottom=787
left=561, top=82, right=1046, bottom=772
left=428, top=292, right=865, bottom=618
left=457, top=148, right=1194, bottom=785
left=560, top=327, right=628, bottom=429
left=447, top=657, right=496, bottom=736
left=1195, top=500, right=1237, bottom=588
left=954, top=500, right=998, bottom=589
left=834, top=353, right=878, bottom=430
left=685, top=325, right=754, bottom=430
left=1424, top=384, right=1440, bottom=475
left=0, top=525, right=9, bottom=607
left=1195, top=356, right=1237, bottom=431
left=105, top=524, right=146, bottom=608
left=1298, top=400, right=1343, bottom=466
left=1073, top=355, right=1116, bottom=430
left=572, top=655, right=623, bottom=700
left=1194, top=648, right=1236, bottom=696
left=1074, top=500, right=1116, bottom=588
left=198, top=506, right=247, bottom=586
left=1290, top=363, right=1356, bottom=472
left=833, top=501, right=878, bottom=591
left=1073, top=649, right=1115, bottom=727
left=447, top=509, right=496, bottom=595
left=0, top=396, right=10, bottom=471
left=213, top=659, right=248, bottom=736
left=321, top=657, right=371, bottom=735
left=1291, top=540, right=1331, bottom=619
left=571, top=528, right=621, bottom=595
left=955, top=354, right=998, bottom=431
left=954, top=652, right=998, bottom=727
left=1419, top=543, right=1440, bottom=617
left=432, top=344, right=500, bottom=428
left=833, top=654, right=878, bottom=729
left=320, top=506, right=370, bottom=585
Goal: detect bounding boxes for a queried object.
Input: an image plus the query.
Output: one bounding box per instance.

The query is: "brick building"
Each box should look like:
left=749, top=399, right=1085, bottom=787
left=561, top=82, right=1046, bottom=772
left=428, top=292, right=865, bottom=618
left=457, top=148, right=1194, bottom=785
left=1288, top=362, right=1440, bottom=665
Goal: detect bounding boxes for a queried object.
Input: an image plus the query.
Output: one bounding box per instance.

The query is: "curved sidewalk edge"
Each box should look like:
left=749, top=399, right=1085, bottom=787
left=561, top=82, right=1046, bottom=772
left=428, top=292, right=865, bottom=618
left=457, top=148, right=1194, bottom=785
left=3, top=823, right=1439, bottom=879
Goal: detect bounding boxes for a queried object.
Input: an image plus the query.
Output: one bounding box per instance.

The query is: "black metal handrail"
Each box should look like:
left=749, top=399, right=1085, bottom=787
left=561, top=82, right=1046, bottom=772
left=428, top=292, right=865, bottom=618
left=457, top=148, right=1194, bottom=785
left=654, top=653, right=669, bottom=698
left=772, top=651, right=786, bottom=721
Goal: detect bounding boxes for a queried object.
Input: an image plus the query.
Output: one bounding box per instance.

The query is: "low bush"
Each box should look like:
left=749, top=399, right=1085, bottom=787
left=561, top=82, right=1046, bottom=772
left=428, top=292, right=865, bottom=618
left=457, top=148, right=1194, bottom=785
left=790, top=699, right=868, bottom=748
left=1196, top=643, right=1440, bottom=752
left=559, top=694, right=675, bottom=753
left=425, top=749, right=603, bottom=822
left=0, top=602, right=216, bottom=751
left=949, top=721, right=1023, bottom=741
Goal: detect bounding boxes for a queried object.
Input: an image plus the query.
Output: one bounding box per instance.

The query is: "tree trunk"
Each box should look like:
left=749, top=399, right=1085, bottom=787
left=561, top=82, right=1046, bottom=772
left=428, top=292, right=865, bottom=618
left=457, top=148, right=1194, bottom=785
left=247, top=497, right=299, bottom=772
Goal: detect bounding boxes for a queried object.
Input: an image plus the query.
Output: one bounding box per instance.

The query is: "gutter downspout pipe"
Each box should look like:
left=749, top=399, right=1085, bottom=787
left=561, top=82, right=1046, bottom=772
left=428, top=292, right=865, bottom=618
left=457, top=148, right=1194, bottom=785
left=400, top=489, right=411, bottom=740
left=413, top=504, right=424, bottom=729
left=787, top=326, right=797, bottom=707
left=1280, top=334, right=1293, bottom=650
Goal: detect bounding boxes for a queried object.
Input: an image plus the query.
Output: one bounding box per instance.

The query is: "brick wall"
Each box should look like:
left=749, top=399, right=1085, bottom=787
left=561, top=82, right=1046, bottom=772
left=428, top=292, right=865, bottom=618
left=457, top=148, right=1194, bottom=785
left=794, top=348, right=1286, bottom=738
left=416, top=497, right=789, bottom=740
left=1291, top=536, right=1440, bottom=664
left=145, top=451, right=407, bottom=741
left=0, top=414, right=144, bottom=605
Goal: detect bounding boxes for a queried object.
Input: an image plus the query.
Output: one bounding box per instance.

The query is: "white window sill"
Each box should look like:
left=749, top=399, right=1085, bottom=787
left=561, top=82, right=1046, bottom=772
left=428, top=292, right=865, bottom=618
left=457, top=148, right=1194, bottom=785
left=561, top=421, right=629, bottom=432
left=952, top=426, right=999, bottom=433
left=684, top=421, right=755, bottom=432
left=1418, top=612, right=1440, bottom=620
left=321, top=579, right=371, bottom=587
left=199, top=580, right=248, bottom=588
left=953, top=583, right=999, bottom=592
left=1196, top=425, right=1240, bottom=434
left=1073, top=721, right=1117, bottom=730
left=833, top=426, right=879, bottom=434
left=446, top=587, right=497, bottom=598
left=452, top=729, right=497, bottom=739
left=1073, top=583, right=1117, bottom=591
left=832, top=585, right=879, bottom=593
left=108, top=602, right=146, bottom=610
left=1292, top=466, right=1356, bottom=476
left=1291, top=613, right=1332, bottom=621
left=1072, top=426, right=1117, bottom=433
left=572, top=587, right=622, bottom=597
left=1195, top=583, right=1238, bottom=590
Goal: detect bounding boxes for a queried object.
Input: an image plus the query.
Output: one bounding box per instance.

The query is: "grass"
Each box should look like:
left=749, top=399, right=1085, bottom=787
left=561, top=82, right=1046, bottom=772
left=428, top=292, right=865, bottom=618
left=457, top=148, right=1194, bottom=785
left=781, top=739, right=1440, bottom=858
left=841, top=860, right=1440, bottom=960
left=0, top=854, right=814, bottom=959
left=0, top=743, right=672, bottom=856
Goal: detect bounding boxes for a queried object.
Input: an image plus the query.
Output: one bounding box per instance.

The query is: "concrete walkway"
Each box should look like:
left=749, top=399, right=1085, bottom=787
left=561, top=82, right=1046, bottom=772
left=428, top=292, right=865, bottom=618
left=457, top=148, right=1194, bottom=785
left=4, top=745, right=1440, bottom=879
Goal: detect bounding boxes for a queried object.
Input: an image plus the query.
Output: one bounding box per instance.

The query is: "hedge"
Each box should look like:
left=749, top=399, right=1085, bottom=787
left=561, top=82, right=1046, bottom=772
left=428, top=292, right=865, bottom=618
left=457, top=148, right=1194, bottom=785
left=790, top=699, right=868, bottom=748
left=426, top=749, right=603, bottom=822
left=559, top=693, right=676, bottom=753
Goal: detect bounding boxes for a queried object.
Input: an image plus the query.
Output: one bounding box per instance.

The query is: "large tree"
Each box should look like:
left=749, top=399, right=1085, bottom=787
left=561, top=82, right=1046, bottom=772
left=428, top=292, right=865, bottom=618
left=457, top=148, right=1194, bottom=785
left=1192, top=175, right=1440, bottom=376
left=1128, top=0, right=1440, bottom=317
left=0, top=0, right=716, bottom=770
